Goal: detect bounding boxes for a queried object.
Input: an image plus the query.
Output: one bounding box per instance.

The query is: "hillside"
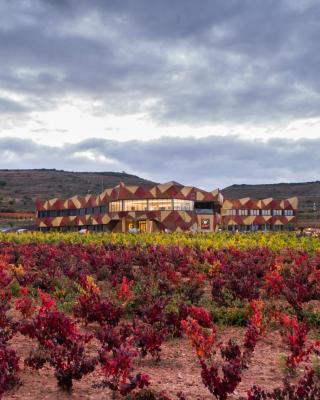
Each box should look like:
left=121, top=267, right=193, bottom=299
left=222, top=181, right=320, bottom=227
left=0, top=169, right=156, bottom=213
left=1, top=171, right=320, bottom=227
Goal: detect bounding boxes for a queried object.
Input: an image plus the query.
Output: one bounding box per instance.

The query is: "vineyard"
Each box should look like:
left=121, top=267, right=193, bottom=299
left=0, top=233, right=320, bottom=399
left=2, top=231, right=320, bottom=252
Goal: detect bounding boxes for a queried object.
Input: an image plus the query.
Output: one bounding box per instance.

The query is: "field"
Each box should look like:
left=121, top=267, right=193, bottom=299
left=0, top=232, right=320, bottom=399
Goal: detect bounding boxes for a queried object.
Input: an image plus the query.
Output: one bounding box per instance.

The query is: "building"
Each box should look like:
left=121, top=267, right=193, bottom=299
left=35, top=181, right=223, bottom=232
left=35, top=182, right=299, bottom=233
left=221, top=197, right=298, bottom=231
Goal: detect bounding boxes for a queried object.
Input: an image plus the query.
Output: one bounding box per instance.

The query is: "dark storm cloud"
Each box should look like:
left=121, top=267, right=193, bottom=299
left=0, top=0, right=320, bottom=125
left=1, top=135, right=319, bottom=189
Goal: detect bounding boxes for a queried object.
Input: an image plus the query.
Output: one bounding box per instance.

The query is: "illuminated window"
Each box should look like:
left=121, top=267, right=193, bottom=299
left=123, top=200, right=148, bottom=211
left=273, top=209, right=282, bottom=216
left=138, top=220, right=147, bottom=232
left=173, top=199, right=194, bottom=211
left=148, top=199, right=172, bottom=211
left=238, top=209, right=248, bottom=216
left=250, top=209, right=260, bottom=216
left=109, top=201, right=122, bottom=212
left=261, top=209, right=271, bottom=216
left=224, top=209, right=236, bottom=216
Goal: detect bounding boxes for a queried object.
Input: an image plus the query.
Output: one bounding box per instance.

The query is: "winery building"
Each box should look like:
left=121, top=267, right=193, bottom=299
left=36, top=181, right=223, bottom=232
left=35, top=181, right=298, bottom=232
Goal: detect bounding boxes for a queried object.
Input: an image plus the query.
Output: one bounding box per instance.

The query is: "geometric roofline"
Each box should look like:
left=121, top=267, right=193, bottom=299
left=222, top=196, right=298, bottom=210
left=36, top=181, right=223, bottom=211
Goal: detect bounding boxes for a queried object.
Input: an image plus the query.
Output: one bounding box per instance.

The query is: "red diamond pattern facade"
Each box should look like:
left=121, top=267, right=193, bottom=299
left=35, top=182, right=298, bottom=232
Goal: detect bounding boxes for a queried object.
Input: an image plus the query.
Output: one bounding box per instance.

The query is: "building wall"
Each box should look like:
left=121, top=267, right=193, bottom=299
left=221, top=197, right=298, bottom=231
left=196, top=214, right=216, bottom=232
left=36, top=181, right=222, bottom=233
left=36, top=182, right=299, bottom=233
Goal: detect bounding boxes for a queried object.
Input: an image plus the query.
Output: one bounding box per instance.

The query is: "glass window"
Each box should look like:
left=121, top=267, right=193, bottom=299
left=69, top=209, right=79, bottom=216
left=48, top=210, right=58, bottom=217
left=173, top=199, right=194, bottom=211
left=79, top=208, right=85, bottom=216
left=284, top=209, right=294, bottom=216
left=138, top=220, right=147, bottom=232
left=261, top=209, right=271, bottom=216
left=109, top=201, right=122, bottom=212
left=148, top=199, right=172, bottom=211
left=238, top=209, right=248, bottom=216
left=273, top=209, right=282, bottom=216
left=226, top=209, right=237, bottom=216
left=100, top=205, right=107, bottom=213
left=123, top=200, right=148, bottom=211
left=250, top=209, right=260, bottom=216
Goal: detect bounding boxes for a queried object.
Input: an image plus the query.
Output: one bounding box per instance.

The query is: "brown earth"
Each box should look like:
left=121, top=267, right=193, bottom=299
left=4, top=327, right=289, bottom=400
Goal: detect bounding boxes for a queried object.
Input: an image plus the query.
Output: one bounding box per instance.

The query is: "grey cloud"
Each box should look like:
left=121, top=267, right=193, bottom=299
left=0, top=135, right=319, bottom=189
left=0, top=0, right=320, bottom=126
left=0, top=97, right=29, bottom=114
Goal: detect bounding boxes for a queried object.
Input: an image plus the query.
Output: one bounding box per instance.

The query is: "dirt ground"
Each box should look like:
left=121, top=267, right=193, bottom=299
left=3, top=327, right=290, bottom=400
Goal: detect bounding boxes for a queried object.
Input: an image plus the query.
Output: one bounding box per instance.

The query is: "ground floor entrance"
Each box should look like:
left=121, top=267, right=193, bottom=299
left=126, top=219, right=147, bottom=233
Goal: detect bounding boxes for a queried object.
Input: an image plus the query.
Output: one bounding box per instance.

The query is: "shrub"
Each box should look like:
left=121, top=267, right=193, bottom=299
left=211, top=248, right=273, bottom=306
left=133, top=319, right=166, bottom=361
left=15, top=287, right=36, bottom=318
left=19, top=290, right=97, bottom=391
left=182, top=300, right=264, bottom=400
left=96, top=344, right=150, bottom=397
left=0, top=343, right=20, bottom=396
left=247, top=369, right=320, bottom=399
left=265, top=252, right=320, bottom=320
left=73, top=275, right=123, bottom=326
left=125, top=389, right=176, bottom=399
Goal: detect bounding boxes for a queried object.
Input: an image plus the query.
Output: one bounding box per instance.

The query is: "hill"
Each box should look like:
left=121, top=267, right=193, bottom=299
left=0, top=169, right=156, bottom=213
left=222, top=181, right=320, bottom=227
left=1, top=170, right=319, bottom=227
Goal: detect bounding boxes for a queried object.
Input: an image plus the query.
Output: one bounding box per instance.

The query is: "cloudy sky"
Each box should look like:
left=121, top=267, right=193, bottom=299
left=1, top=0, right=320, bottom=189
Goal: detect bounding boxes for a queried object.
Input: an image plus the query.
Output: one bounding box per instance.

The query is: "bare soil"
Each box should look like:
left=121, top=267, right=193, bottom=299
left=4, top=327, right=289, bottom=400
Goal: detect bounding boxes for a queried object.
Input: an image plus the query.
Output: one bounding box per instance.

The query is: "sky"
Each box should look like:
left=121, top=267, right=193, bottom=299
left=1, top=0, right=320, bottom=189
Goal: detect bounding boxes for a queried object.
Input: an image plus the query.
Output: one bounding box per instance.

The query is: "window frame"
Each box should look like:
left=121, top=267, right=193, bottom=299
left=261, top=209, right=271, bottom=216
left=250, top=209, right=260, bottom=216
left=238, top=209, right=248, bottom=216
